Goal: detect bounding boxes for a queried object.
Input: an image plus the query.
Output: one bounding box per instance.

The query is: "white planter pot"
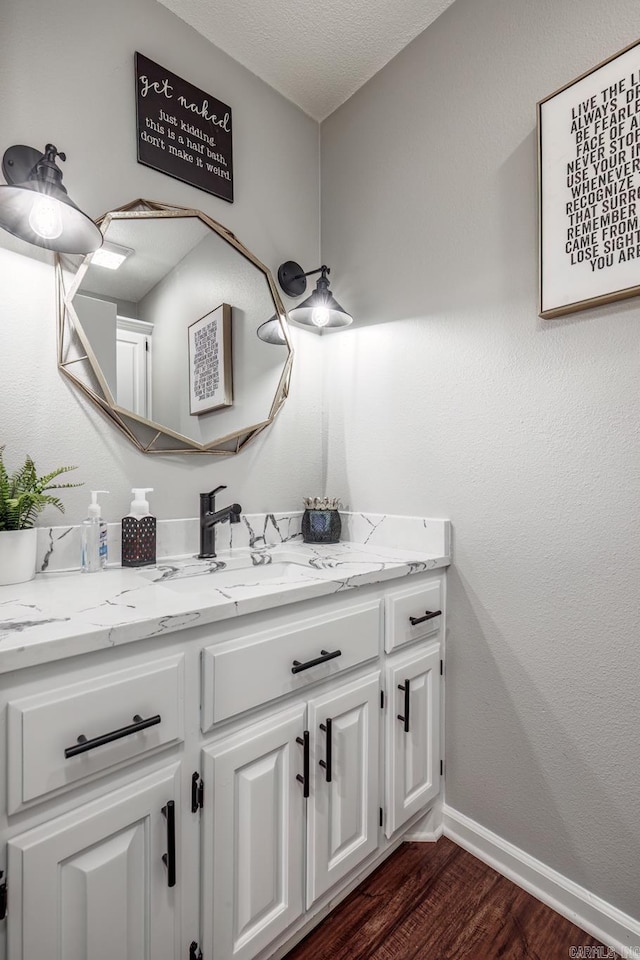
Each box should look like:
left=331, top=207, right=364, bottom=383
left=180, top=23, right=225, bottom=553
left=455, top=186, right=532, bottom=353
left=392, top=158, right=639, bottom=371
left=0, top=528, right=38, bottom=586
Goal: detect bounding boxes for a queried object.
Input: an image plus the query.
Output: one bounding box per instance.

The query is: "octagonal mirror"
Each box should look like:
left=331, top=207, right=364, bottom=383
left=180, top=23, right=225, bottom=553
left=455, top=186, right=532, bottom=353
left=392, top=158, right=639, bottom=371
left=57, top=199, right=292, bottom=455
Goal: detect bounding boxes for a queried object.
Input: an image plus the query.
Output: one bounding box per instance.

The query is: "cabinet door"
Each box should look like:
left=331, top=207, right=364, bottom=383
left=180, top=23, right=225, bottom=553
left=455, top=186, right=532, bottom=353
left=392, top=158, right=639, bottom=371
left=385, top=644, right=441, bottom=838
left=306, top=672, right=381, bottom=907
left=7, top=764, right=180, bottom=960
left=201, top=704, right=306, bottom=960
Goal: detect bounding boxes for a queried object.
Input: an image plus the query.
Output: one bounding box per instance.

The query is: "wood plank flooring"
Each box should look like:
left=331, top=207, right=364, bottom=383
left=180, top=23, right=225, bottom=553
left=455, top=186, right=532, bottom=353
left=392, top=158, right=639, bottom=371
left=284, top=839, right=616, bottom=960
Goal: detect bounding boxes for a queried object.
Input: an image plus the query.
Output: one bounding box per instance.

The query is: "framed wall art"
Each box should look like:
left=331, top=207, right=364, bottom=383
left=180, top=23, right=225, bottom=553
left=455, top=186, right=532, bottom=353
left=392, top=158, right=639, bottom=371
left=538, top=38, right=640, bottom=318
left=135, top=52, right=234, bottom=203
left=188, top=303, right=233, bottom=415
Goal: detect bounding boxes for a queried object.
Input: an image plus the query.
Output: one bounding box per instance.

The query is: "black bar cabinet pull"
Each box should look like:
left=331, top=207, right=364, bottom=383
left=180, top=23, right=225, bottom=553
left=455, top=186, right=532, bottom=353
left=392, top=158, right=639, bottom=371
left=296, top=730, right=310, bottom=797
left=191, top=771, right=204, bottom=813
left=161, top=800, right=176, bottom=887
left=291, top=648, right=342, bottom=674
left=409, top=609, right=442, bottom=626
left=319, top=718, right=332, bottom=782
left=397, top=680, right=411, bottom=733
left=64, top=713, right=161, bottom=758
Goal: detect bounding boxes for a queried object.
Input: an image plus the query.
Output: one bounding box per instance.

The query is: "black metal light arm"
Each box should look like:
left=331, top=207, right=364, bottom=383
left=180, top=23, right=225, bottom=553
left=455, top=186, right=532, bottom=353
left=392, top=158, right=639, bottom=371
left=293, top=264, right=330, bottom=281
left=278, top=260, right=331, bottom=298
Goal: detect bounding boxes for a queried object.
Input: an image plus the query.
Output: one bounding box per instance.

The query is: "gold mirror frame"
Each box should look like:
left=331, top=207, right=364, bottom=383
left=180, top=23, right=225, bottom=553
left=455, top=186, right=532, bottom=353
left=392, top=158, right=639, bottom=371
left=56, top=199, right=293, bottom=456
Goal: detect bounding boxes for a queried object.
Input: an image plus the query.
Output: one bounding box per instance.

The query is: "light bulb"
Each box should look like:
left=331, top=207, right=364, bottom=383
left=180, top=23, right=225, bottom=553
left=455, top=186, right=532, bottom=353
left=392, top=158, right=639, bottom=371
left=311, top=305, right=330, bottom=327
left=28, top=195, right=63, bottom=240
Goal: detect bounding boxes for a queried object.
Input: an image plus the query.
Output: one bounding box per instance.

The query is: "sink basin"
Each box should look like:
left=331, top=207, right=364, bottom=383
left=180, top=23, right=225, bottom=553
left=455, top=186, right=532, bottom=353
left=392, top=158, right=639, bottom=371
left=155, top=560, right=320, bottom=593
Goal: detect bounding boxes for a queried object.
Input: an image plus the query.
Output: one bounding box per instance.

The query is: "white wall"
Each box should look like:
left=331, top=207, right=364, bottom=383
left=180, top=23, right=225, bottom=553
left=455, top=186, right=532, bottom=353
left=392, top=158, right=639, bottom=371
left=321, top=0, right=640, bottom=920
left=73, top=294, right=117, bottom=396
left=139, top=229, right=284, bottom=441
left=0, top=0, right=322, bottom=523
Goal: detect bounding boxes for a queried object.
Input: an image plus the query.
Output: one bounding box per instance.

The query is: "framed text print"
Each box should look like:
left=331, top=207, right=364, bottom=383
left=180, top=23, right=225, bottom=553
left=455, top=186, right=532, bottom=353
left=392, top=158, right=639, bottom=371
left=538, top=38, right=640, bottom=318
left=188, top=304, right=233, bottom=415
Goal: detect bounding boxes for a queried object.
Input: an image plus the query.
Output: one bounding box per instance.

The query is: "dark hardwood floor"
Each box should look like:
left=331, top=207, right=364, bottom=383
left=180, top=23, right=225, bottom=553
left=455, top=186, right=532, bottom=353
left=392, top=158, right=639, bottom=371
left=284, top=839, right=616, bottom=960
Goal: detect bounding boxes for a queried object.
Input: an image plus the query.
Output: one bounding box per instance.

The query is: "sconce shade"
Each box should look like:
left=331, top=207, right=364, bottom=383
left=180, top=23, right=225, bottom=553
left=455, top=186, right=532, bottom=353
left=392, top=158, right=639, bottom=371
left=0, top=144, right=103, bottom=255
left=289, top=285, right=353, bottom=328
left=257, top=315, right=287, bottom=344
left=278, top=261, right=353, bottom=330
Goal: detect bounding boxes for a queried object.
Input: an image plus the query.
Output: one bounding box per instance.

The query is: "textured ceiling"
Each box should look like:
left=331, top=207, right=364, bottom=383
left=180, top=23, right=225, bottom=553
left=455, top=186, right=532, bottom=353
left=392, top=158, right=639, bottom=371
left=155, top=0, right=456, bottom=120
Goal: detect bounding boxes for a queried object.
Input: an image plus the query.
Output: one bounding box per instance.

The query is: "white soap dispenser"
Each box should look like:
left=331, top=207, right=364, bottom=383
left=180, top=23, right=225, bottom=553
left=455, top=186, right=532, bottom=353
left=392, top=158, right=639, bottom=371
left=81, top=490, right=109, bottom=573
left=121, top=488, right=156, bottom=567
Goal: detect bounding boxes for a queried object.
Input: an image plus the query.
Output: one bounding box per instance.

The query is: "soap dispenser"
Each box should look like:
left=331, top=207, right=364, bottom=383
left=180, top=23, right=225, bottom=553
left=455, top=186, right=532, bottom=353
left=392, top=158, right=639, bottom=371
left=81, top=491, right=109, bottom=573
left=121, top=488, right=156, bottom=567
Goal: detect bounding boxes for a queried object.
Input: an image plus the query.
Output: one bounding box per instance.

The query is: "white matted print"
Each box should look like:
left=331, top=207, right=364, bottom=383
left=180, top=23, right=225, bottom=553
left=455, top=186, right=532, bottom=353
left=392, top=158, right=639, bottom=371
left=188, top=303, right=233, bottom=415
left=538, top=38, right=640, bottom=318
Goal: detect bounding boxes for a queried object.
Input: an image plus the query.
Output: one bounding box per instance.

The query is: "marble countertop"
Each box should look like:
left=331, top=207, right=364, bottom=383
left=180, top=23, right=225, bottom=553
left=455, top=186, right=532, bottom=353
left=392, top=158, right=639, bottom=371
left=0, top=540, right=450, bottom=675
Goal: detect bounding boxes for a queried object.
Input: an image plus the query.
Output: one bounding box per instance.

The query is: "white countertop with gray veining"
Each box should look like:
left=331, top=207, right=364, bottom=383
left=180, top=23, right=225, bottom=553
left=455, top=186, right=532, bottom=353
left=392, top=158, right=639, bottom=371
left=0, top=540, right=450, bottom=674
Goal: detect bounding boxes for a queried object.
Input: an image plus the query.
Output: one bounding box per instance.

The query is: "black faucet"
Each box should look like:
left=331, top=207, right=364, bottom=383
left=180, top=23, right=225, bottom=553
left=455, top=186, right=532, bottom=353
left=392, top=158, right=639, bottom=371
left=198, top=485, right=242, bottom=558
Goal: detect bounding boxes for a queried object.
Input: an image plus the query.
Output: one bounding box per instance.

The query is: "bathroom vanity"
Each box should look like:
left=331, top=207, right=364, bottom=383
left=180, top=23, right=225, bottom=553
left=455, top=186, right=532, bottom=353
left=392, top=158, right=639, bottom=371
left=0, top=528, right=449, bottom=960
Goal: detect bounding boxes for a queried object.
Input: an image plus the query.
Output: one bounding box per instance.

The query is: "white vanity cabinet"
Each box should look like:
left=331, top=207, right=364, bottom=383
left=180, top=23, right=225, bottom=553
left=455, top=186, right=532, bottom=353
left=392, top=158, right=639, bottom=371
left=201, top=703, right=307, bottom=960
left=6, top=765, right=181, bottom=960
left=306, top=671, right=380, bottom=907
left=200, top=599, right=381, bottom=729
left=385, top=644, right=441, bottom=837
left=0, top=570, right=446, bottom=960
left=200, top=669, right=381, bottom=959
left=6, top=653, right=185, bottom=814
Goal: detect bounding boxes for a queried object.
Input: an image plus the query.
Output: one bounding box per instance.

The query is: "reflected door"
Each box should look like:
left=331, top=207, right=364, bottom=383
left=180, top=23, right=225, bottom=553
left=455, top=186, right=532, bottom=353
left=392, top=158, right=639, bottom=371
left=116, top=321, right=152, bottom=419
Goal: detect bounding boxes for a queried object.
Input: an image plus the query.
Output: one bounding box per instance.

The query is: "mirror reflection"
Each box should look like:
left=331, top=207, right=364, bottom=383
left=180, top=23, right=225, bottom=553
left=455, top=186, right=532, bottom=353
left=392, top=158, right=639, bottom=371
left=69, top=206, right=289, bottom=450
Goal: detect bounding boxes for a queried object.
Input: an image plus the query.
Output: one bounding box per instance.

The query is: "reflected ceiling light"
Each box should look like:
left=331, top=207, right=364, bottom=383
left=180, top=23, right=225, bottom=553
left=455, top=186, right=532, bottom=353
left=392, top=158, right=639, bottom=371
left=90, top=240, right=134, bottom=270
left=0, top=143, right=103, bottom=255
left=277, top=261, right=353, bottom=330
left=257, top=315, right=287, bottom=345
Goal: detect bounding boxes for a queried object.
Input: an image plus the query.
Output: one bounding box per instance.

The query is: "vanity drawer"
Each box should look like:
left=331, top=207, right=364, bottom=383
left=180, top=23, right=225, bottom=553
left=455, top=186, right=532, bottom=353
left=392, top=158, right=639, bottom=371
left=7, top=654, right=185, bottom=813
left=385, top=578, right=444, bottom=653
left=202, top=599, right=381, bottom=729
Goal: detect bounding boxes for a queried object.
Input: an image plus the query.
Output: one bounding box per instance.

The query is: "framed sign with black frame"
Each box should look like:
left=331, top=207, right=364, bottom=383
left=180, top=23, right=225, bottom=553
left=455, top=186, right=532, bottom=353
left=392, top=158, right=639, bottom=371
left=135, top=52, right=233, bottom=203
left=538, top=38, right=640, bottom=318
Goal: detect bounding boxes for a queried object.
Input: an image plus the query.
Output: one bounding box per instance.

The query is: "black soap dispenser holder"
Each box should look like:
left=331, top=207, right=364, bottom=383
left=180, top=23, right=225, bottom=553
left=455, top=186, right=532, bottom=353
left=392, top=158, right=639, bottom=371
left=121, top=487, right=157, bottom=566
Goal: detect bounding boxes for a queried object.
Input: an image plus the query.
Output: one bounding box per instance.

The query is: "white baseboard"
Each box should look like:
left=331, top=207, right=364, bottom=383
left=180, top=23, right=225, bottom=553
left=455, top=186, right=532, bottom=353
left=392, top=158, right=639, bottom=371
left=404, top=802, right=444, bottom=841
left=442, top=804, right=640, bottom=957
left=405, top=823, right=443, bottom=842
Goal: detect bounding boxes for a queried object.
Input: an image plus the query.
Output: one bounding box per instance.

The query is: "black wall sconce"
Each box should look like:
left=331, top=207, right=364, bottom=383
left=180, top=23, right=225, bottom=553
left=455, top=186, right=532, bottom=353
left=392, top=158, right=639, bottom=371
left=257, top=315, right=287, bottom=345
left=278, top=261, right=353, bottom=330
left=0, top=143, right=103, bottom=254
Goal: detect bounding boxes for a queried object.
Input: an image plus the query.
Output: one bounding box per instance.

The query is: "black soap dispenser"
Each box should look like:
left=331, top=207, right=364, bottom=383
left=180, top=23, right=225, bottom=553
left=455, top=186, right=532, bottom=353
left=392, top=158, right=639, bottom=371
left=121, top=488, right=156, bottom=567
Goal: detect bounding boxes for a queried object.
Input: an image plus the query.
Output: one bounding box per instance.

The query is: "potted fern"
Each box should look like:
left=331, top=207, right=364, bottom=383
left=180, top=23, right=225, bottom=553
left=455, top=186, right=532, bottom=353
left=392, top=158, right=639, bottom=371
left=0, top=448, right=81, bottom=586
